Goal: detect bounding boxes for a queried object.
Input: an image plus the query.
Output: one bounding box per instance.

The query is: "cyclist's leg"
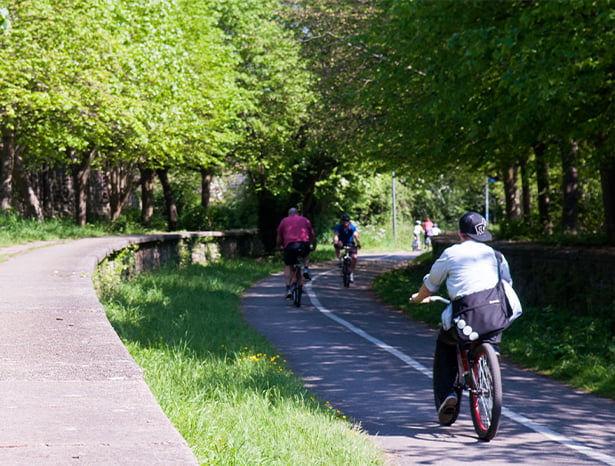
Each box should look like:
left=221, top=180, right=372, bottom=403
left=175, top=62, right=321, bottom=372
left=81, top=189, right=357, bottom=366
left=334, top=241, right=342, bottom=259
left=433, top=329, right=459, bottom=407
left=282, top=248, right=293, bottom=285
left=282, top=246, right=297, bottom=297
left=296, top=243, right=310, bottom=280
left=349, top=245, right=358, bottom=272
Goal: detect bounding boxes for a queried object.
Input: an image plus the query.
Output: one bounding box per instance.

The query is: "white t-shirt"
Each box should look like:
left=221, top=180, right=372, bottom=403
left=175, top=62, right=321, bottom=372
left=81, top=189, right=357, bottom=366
left=422, top=239, right=512, bottom=329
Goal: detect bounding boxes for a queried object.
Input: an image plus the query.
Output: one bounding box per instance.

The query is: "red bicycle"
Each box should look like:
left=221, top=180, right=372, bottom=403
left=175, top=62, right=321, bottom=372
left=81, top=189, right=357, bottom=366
left=422, top=295, right=503, bottom=441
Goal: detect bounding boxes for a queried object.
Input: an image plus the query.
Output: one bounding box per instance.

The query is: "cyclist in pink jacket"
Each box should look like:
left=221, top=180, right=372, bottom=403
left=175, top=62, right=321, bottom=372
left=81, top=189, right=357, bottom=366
left=276, top=208, right=317, bottom=298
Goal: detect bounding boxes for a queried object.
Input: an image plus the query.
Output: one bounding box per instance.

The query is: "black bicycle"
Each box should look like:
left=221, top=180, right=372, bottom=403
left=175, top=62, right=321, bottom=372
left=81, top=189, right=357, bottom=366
left=341, top=244, right=353, bottom=287
left=290, top=255, right=304, bottom=307
left=420, top=295, right=503, bottom=441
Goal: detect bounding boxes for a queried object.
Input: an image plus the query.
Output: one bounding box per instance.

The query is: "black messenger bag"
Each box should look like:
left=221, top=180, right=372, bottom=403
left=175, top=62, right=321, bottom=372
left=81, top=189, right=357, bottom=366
left=451, top=282, right=510, bottom=343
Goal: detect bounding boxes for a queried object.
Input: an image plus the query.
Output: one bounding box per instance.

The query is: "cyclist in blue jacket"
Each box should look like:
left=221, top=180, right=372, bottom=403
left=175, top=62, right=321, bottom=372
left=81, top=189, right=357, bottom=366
left=333, top=214, right=361, bottom=282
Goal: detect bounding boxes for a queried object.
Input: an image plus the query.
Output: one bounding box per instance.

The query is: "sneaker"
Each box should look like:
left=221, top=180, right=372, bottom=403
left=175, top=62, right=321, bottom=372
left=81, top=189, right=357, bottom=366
left=337, top=258, right=342, bottom=268
left=349, top=272, right=354, bottom=283
left=303, top=268, right=311, bottom=281
left=437, top=393, right=458, bottom=425
left=285, top=286, right=292, bottom=299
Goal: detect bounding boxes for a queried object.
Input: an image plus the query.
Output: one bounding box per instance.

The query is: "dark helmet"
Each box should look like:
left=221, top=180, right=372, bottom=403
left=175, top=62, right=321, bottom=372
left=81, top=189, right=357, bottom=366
left=340, top=214, right=350, bottom=222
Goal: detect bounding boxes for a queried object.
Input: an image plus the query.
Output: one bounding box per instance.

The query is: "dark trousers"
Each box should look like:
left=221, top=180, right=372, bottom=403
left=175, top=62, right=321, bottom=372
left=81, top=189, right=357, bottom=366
left=433, top=328, right=459, bottom=407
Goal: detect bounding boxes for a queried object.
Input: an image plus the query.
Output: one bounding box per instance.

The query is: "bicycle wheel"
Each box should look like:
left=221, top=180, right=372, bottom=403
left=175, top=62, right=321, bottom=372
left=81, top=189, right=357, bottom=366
left=292, top=265, right=302, bottom=307
left=342, top=258, right=351, bottom=287
left=468, top=343, right=502, bottom=441
left=293, top=283, right=302, bottom=307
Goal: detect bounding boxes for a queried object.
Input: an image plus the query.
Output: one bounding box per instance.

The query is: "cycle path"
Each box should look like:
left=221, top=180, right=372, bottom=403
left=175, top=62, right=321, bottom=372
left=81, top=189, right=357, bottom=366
left=242, top=252, right=615, bottom=465
left=0, top=237, right=198, bottom=465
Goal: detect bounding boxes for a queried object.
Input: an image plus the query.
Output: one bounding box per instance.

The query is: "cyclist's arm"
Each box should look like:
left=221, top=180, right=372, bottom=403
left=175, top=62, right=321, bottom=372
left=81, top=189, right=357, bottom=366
left=333, top=230, right=340, bottom=247
left=409, top=283, right=432, bottom=303
left=353, top=231, right=361, bottom=248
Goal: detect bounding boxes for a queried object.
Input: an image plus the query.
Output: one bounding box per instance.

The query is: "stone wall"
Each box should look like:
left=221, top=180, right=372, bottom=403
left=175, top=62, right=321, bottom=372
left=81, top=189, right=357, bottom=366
left=432, top=235, right=615, bottom=314
left=97, top=230, right=262, bottom=288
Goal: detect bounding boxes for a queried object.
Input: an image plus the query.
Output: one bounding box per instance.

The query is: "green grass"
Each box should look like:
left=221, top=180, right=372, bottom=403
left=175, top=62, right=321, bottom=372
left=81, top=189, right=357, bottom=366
left=99, top=260, right=384, bottom=465
left=0, top=212, right=149, bottom=247
left=372, top=252, right=615, bottom=400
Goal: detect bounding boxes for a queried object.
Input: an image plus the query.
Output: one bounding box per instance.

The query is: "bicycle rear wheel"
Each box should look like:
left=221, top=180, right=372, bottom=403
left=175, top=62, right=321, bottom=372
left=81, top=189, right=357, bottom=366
left=468, top=343, right=502, bottom=441
left=292, top=265, right=302, bottom=307
left=293, top=283, right=302, bottom=307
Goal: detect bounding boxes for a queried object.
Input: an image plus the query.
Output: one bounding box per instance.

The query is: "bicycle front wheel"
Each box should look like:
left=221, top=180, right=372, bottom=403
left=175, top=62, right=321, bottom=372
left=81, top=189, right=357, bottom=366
left=468, top=343, right=502, bottom=441
left=342, top=259, right=351, bottom=287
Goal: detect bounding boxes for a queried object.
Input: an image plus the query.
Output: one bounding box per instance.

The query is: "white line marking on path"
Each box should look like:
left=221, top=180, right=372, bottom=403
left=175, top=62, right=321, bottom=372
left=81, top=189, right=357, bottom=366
left=306, top=266, right=615, bottom=466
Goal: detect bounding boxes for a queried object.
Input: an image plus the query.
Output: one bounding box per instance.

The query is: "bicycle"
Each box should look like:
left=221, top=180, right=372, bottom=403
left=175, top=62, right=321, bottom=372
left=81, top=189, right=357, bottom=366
left=290, top=255, right=304, bottom=307
left=341, top=244, right=353, bottom=287
left=416, top=295, right=503, bottom=441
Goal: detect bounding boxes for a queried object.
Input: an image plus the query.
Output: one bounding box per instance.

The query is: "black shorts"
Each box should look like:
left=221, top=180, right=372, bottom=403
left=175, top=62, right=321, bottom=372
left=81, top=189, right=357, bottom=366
left=337, top=242, right=358, bottom=254
left=283, top=242, right=311, bottom=266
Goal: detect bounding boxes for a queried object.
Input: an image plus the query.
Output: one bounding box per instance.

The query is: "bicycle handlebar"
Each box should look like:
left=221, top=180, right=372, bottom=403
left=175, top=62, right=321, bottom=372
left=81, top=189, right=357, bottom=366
left=427, top=295, right=450, bottom=305
left=409, top=295, right=451, bottom=305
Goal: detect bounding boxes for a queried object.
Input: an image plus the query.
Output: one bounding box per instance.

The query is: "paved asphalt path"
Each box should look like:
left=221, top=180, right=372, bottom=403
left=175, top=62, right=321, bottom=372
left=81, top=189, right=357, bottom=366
left=242, top=252, right=615, bottom=466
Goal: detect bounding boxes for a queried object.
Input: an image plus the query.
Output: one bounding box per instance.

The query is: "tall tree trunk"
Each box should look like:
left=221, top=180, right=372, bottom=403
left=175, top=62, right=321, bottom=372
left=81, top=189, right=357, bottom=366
left=520, top=154, right=531, bottom=221
left=87, top=170, right=110, bottom=220
left=503, top=164, right=522, bottom=221
left=140, top=167, right=155, bottom=228
left=39, top=166, right=54, bottom=218
left=257, top=186, right=278, bottom=254
left=561, top=141, right=580, bottom=234
left=108, top=163, right=138, bottom=221
left=71, top=149, right=94, bottom=227
left=600, top=155, right=615, bottom=240
left=156, top=167, right=178, bottom=231
left=533, top=141, right=552, bottom=235
left=250, top=163, right=280, bottom=254
left=200, top=167, right=213, bottom=210
left=13, top=150, right=44, bottom=221
left=0, top=127, right=15, bottom=211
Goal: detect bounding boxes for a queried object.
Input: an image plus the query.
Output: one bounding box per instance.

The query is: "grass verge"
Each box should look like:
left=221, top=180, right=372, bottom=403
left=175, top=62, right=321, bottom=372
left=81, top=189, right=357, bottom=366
left=372, top=252, right=615, bottom=400
left=99, top=258, right=384, bottom=465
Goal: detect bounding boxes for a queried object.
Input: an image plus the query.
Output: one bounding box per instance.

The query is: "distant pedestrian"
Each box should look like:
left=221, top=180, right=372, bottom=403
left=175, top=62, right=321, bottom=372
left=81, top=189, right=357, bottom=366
left=423, top=217, right=434, bottom=248
left=413, top=220, right=424, bottom=250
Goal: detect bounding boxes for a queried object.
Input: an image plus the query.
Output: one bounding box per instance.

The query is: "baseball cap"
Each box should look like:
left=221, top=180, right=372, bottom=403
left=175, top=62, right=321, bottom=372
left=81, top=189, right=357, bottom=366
left=459, top=212, right=492, bottom=242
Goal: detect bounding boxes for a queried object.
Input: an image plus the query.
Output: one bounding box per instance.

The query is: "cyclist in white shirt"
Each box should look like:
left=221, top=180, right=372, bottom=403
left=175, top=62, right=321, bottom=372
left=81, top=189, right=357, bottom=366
left=409, top=212, right=512, bottom=425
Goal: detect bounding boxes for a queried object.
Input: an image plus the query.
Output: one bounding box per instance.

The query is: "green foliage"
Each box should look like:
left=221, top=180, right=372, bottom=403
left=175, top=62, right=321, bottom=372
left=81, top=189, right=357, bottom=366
left=504, top=304, right=615, bottom=398
left=100, top=260, right=384, bottom=465
left=0, top=7, right=9, bottom=32
left=348, top=0, right=615, bottom=237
